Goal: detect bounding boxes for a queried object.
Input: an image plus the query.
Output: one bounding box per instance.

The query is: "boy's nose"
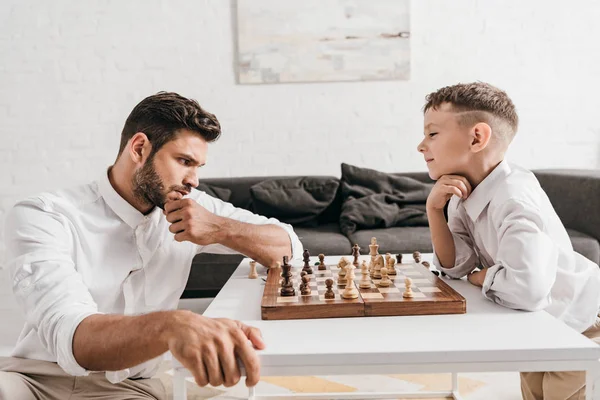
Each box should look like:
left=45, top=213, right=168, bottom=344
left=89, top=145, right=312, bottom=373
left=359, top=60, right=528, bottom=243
left=417, top=140, right=426, bottom=153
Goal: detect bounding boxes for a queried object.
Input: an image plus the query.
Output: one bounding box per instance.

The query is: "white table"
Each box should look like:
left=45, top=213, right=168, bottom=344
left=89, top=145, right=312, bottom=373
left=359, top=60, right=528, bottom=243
left=173, top=254, right=600, bottom=400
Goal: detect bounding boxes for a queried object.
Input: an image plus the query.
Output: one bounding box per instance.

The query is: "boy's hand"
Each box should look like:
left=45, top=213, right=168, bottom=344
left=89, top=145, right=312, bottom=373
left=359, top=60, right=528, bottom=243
left=468, top=268, right=488, bottom=287
left=426, top=175, right=472, bottom=211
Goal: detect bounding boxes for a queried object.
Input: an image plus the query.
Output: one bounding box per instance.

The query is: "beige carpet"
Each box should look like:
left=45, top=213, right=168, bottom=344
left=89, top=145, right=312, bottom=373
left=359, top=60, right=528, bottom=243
left=156, top=361, right=523, bottom=400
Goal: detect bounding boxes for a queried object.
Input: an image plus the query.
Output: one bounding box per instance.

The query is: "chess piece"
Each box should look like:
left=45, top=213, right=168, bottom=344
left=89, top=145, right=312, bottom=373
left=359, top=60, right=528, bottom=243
left=395, top=254, right=403, bottom=264
left=369, top=237, right=379, bottom=271
left=248, top=260, right=258, bottom=279
left=387, top=257, right=397, bottom=275
left=300, top=274, right=311, bottom=295
left=352, top=243, right=361, bottom=267
left=359, top=260, right=371, bottom=289
left=403, top=277, right=414, bottom=298
left=318, top=253, right=326, bottom=270
left=422, top=261, right=430, bottom=269
left=385, top=253, right=391, bottom=266
left=341, top=264, right=359, bottom=299
left=280, top=256, right=296, bottom=297
left=324, top=278, right=335, bottom=299
left=378, top=263, right=392, bottom=287
left=413, top=251, right=422, bottom=263
left=302, top=249, right=313, bottom=274
left=337, top=257, right=349, bottom=285
left=372, top=255, right=384, bottom=279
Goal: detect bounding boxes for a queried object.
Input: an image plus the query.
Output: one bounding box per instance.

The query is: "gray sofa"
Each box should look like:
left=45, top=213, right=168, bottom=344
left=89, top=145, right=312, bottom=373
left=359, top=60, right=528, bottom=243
left=182, top=169, right=600, bottom=298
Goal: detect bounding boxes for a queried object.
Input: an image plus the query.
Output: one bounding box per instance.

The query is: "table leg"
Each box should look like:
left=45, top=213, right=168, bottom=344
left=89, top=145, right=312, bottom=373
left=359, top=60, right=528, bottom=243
left=173, top=370, right=187, bottom=400
left=587, top=362, right=600, bottom=400
left=451, top=373, right=465, bottom=400
left=248, top=386, right=256, bottom=400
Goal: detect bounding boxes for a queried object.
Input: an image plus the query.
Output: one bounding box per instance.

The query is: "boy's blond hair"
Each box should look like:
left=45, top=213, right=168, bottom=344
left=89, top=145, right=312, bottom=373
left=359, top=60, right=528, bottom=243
left=423, top=82, right=519, bottom=144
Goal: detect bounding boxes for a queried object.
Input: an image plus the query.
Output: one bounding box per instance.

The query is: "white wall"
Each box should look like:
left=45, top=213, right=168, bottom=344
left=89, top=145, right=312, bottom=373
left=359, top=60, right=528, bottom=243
left=1, top=0, right=600, bottom=260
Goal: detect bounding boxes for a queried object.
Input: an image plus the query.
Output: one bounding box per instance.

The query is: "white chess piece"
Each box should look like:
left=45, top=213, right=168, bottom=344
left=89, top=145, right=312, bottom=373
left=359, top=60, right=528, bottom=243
left=378, top=263, right=391, bottom=287
left=387, top=258, right=397, bottom=275
left=337, top=257, right=349, bottom=285
left=359, top=260, right=371, bottom=289
left=403, top=277, right=414, bottom=298
left=373, top=255, right=383, bottom=279
left=248, top=260, right=258, bottom=279
left=341, top=264, right=359, bottom=299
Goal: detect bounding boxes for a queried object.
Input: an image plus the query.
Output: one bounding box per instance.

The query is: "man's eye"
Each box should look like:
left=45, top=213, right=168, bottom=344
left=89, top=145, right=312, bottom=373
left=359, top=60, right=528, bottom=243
left=179, top=158, right=190, bottom=166
left=429, top=132, right=438, bottom=138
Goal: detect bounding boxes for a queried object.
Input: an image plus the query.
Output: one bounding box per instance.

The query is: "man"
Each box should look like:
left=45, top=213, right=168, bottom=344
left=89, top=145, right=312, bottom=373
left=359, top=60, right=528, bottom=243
left=0, top=92, right=303, bottom=399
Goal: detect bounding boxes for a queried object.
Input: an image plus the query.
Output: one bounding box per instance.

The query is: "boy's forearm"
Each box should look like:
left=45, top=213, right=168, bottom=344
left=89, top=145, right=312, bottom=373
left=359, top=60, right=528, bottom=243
left=73, top=311, right=175, bottom=371
left=427, top=208, right=456, bottom=269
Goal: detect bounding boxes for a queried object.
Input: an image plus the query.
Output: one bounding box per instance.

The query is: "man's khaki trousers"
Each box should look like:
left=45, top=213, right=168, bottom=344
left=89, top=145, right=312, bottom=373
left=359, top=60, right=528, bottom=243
left=0, top=356, right=166, bottom=400
left=521, top=315, right=600, bottom=400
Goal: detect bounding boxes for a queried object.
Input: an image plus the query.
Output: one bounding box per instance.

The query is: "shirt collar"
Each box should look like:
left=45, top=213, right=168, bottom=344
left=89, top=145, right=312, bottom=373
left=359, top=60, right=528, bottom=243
left=96, top=167, right=147, bottom=229
left=462, top=160, right=512, bottom=222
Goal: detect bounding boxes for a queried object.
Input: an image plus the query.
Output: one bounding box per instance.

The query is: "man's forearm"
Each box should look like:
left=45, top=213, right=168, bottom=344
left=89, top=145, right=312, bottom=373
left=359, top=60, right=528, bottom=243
left=217, top=219, right=292, bottom=267
left=427, top=208, right=456, bottom=269
left=73, top=311, right=175, bottom=371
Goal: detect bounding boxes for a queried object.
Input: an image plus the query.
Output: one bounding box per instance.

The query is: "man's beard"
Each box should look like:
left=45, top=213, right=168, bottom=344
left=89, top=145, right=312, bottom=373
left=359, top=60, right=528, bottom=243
left=132, top=156, right=169, bottom=210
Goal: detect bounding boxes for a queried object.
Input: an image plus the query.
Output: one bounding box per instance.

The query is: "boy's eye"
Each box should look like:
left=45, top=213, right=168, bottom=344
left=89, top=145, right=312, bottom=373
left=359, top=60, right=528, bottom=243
left=429, top=132, right=438, bottom=138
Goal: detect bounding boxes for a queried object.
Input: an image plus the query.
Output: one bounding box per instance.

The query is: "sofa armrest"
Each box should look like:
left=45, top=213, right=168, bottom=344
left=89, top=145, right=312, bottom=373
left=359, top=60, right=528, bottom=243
left=534, top=169, right=600, bottom=243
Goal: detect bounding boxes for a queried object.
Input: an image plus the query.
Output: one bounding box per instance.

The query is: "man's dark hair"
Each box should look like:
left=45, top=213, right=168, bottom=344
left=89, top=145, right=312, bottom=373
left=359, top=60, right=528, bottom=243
left=118, top=91, right=221, bottom=157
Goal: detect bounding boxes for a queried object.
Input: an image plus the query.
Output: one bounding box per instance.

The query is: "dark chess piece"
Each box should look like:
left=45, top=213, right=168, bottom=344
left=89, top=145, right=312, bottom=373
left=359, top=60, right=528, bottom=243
left=302, top=249, right=313, bottom=274
left=300, top=275, right=311, bottom=295
left=352, top=244, right=360, bottom=267
left=396, top=254, right=403, bottom=264
left=324, top=278, right=335, bottom=299
left=422, top=261, right=430, bottom=269
left=412, top=251, right=422, bottom=263
left=318, top=253, right=326, bottom=270
left=280, top=256, right=296, bottom=297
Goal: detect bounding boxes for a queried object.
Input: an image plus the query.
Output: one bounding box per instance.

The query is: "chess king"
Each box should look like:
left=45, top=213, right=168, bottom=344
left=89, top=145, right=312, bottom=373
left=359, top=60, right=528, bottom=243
left=1, top=92, right=304, bottom=398
left=419, top=82, right=600, bottom=399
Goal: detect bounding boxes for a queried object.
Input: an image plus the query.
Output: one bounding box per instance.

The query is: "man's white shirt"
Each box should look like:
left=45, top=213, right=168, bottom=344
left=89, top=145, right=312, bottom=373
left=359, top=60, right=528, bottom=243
left=3, top=170, right=303, bottom=383
left=434, top=160, right=600, bottom=332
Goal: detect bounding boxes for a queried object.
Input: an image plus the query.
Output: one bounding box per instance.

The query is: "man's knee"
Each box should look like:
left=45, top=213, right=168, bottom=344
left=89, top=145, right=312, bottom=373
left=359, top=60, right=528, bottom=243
left=0, top=371, right=36, bottom=400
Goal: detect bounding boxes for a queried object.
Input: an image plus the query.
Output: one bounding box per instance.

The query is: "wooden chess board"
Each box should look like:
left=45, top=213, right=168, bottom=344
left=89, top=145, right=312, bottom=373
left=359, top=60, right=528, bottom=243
left=261, top=258, right=466, bottom=320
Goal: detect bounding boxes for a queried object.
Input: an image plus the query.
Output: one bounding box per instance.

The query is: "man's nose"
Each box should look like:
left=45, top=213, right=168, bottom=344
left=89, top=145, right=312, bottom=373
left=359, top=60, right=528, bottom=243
left=183, top=172, right=199, bottom=189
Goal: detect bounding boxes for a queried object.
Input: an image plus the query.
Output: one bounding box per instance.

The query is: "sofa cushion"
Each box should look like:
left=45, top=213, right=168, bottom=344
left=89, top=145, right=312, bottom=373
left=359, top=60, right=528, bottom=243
left=567, top=229, right=600, bottom=264
left=250, top=177, right=340, bottom=227
left=347, top=227, right=433, bottom=255
left=196, top=183, right=232, bottom=202
left=294, top=223, right=353, bottom=255
left=339, top=163, right=433, bottom=235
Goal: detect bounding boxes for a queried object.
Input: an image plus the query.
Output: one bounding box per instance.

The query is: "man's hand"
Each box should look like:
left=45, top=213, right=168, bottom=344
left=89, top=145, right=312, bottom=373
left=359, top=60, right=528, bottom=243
left=426, top=175, right=472, bottom=211
left=167, top=311, right=265, bottom=387
left=164, top=198, right=225, bottom=245
left=468, top=268, right=488, bottom=287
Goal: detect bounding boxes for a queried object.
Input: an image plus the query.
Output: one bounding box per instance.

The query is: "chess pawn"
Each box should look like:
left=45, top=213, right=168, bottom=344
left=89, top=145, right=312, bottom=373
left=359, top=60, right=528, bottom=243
left=324, top=278, right=335, bottom=299
left=300, top=275, right=311, bottom=295
left=387, top=258, right=397, bottom=275
left=395, top=254, right=403, bottom=264
left=359, top=260, right=371, bottom=289
left=378, top=263, right=391, bottom=287
left=318, top=253, right=326, bottom=270
left=413, top=251, right=422, bottom=263
left=341, top=264, right=359, bottom=299
left=337, top=257, right=348, bottom=285
left=248, top=260, right=258, bottom=279
left=403, top=277, right=414, bottom=298
left=302, top=249, right=313, bottom=274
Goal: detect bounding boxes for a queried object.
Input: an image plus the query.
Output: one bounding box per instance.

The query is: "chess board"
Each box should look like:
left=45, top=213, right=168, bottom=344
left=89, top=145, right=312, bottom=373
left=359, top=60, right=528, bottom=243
left=261, top=258, right=466, bottom=320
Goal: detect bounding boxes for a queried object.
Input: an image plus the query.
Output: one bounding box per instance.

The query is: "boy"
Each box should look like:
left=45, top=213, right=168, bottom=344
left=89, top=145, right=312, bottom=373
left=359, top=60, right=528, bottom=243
left=418, top=82, right=600, bottom=400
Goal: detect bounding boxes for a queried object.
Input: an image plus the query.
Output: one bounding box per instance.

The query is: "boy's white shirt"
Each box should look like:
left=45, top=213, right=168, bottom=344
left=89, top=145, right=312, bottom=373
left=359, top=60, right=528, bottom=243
left=3, top=169, right=303, bottom=382
left=434, top=160, right=600, bottom=333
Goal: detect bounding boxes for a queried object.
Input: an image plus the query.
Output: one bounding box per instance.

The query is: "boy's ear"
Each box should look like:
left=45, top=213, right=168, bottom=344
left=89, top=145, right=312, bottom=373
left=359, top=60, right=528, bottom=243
left=470, top=122, right=492, bottom=153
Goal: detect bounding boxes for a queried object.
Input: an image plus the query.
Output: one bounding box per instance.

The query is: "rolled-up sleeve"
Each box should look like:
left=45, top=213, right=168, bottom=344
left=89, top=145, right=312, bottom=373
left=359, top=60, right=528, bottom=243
left=193, top=191, right=303, bottom=260
left=481, top=199, right=557, bottom=311
left=4, top=198, right=100, bottom=376
left=433, top=198, right=479, bottom=278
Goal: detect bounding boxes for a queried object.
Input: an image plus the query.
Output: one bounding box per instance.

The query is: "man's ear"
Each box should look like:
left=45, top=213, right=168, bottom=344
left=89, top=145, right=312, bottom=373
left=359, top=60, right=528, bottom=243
left=128, top=132, right=152, bottom=164
left=470, top=122, right=492, bottom=153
